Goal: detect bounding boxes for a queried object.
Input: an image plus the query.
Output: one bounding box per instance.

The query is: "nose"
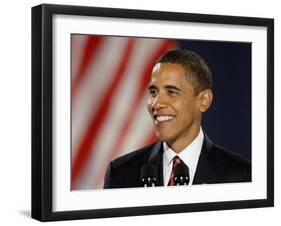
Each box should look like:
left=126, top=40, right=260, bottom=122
left=151, top=93, right=167, bottom=111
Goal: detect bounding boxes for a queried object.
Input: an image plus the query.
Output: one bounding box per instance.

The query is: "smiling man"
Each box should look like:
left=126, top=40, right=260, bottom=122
left=104, top=49, right=251, bottom=189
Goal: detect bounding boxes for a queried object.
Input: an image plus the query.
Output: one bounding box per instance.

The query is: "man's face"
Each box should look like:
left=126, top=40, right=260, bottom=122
left=147, top=63, right=203, bottom=151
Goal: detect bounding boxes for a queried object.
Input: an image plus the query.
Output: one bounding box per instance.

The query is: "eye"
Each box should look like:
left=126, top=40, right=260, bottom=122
left=167, top=89, right=178, bottom=96
left=149, top=88, right=158, bottom=97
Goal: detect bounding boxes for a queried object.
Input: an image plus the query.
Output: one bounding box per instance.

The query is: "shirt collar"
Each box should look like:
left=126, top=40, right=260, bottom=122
left=163, top=127, right=204, bottom=174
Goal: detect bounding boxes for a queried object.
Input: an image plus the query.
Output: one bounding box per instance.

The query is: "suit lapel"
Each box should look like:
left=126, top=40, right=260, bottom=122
left=148, top=142, right=164, bottom=186
left=147, top=134, right=219, bottom=186
left=193, top=134, right=219, bottom=185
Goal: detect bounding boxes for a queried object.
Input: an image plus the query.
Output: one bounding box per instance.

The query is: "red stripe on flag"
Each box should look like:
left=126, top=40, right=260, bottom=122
left=96, top=40, right=177, bottom=186
left=71, top=39, right=136, bottom=188
left=72, top=36, right=104, bottom=98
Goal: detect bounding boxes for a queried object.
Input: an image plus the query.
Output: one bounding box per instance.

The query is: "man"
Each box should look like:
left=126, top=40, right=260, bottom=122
left=104, top=49, right=251, bottom=189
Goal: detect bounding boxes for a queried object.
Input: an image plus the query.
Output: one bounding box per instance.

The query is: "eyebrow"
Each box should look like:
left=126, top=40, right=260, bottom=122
left=148, top=84, right=157, bottom=90
left=164, top=85, right=181, bottom=92
left=148, top=84, right=181, bottom=92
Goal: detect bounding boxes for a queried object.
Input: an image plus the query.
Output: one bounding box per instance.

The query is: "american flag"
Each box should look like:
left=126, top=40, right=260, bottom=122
left=71, top=34, right=177, bottom=190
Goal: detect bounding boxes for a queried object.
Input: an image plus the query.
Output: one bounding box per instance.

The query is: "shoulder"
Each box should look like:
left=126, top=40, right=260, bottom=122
left=210, top=143, right=251, bottom=182
left=103, top=142, right=158, bottom=188
left=110, top=142, right=157, bottom=169
left=213, top=144, right=250, bottom=166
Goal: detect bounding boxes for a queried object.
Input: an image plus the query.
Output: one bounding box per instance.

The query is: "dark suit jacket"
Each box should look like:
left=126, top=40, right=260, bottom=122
left=103, top=134, right=251, bottom=189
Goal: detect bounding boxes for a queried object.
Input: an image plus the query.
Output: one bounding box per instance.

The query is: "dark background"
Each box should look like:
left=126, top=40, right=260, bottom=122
left=178, top=40, right=252, bottom=161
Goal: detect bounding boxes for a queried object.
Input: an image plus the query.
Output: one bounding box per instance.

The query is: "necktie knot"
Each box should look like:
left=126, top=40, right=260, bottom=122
left=172, top=156, right=182, bottom=168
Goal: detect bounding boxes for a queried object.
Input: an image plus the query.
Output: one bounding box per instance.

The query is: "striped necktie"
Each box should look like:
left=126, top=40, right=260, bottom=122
left=168, top=156, right=183, bottom=186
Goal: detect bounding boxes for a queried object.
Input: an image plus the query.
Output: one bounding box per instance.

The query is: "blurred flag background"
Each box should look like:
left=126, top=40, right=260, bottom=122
left=71, top=35, right=178, bottom=190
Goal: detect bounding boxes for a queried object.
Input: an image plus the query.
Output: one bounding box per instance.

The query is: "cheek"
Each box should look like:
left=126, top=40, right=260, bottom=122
left=177, top=101, right=196, bottom=119
left=147, top=97, right=153, bottom=106
left=147, top=98, right=153, bottom=113
left=147, top=96, right=155, bottom=109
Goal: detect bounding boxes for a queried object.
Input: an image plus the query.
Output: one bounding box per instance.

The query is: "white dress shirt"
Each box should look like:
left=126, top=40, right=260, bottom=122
left=163, top=128, right=204, bottom=186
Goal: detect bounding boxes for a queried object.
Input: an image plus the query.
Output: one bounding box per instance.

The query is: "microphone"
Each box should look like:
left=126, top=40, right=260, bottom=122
left=174, top=163, right=190, bottom=186
left=140, top=163, right=158, bottom=187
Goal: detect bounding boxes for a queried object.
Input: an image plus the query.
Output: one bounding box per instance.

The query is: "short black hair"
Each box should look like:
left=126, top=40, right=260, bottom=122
left=156, top=49, right=213, bottom=94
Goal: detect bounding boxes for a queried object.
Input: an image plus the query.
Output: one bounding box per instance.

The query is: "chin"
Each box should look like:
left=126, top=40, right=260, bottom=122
left=156, top=132, right=172, bottom=143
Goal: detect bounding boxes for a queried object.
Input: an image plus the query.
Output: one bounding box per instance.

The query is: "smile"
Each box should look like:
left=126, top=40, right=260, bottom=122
left=154, top=115, right=175, bottom=124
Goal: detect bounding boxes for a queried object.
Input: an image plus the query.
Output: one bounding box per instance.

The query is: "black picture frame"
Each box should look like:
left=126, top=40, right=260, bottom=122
left=32, top=3, right=274, bottom=221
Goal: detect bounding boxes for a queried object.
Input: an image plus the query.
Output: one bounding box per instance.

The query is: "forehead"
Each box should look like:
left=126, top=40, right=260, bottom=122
left=150, top=63, right=188, bottom=86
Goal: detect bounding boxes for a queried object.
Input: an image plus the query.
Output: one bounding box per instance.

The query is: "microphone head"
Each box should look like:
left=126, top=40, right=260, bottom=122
left=174, top=163, right=190, bottom=185
left=140, top=163, right=158, bottom=187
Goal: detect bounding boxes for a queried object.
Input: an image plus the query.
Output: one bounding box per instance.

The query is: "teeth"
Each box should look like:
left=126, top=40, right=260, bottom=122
left=156, top=115, right=174, bottom=122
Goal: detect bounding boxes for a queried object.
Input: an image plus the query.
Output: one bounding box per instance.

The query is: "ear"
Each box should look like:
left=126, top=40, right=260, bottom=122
left=198, top=89, right=213, bottom=112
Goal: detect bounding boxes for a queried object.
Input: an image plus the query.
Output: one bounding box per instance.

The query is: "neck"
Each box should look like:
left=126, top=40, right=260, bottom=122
left=168, top=126, right=201, bottom=154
